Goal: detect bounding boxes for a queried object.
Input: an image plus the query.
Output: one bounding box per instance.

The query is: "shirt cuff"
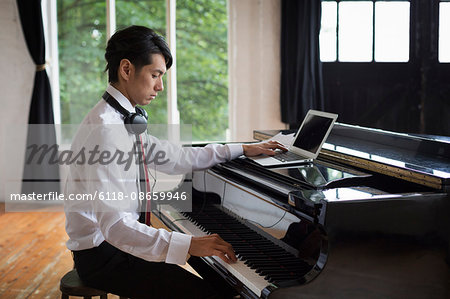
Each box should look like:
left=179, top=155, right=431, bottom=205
left=165, top=232, right=192, bottom=265
left=227, top=144, right=244, bottom=160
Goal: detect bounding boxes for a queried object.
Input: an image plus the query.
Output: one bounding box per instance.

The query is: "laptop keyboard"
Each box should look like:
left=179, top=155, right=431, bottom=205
left=272, top=151, right=305, bottom=162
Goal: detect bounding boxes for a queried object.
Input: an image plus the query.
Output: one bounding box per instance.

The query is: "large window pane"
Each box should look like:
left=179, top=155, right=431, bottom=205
left=439, top=2, right=450, bottom=63
left=177, top=0, right=228, bottom=141
left=320, top=1, right=337, bottom=62
left=338, top=1, right=373, bottom=62
left=58, top=0, right=106, bottom=125
left=375, top=2, right=410, bottom=62
left=116, top=0, right=168, bottom=124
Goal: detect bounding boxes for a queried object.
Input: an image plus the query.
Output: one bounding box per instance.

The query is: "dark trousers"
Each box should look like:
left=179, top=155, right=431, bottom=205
left=72, top=241, right=237, bottom=299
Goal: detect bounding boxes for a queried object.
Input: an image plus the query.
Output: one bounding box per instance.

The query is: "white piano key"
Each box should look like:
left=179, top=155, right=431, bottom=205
left=158, top=205, right=272, bottom=297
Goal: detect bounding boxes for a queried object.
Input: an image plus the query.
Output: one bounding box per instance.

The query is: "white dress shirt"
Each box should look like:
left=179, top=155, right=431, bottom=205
left=64, top=84, right=243, bottom=265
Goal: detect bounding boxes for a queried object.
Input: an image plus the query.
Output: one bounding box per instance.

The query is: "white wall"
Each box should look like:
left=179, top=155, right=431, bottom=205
left=0, top=0, right=34, bottom=201
left=229, top=0, right=286, bottom=142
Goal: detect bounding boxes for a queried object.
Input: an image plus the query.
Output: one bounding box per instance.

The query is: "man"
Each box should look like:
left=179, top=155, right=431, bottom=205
left=64, top=25, right=285, bottom=298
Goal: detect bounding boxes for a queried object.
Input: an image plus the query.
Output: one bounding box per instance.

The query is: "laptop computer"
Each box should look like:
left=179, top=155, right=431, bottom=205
left=249, top=110, right=338, bottom=167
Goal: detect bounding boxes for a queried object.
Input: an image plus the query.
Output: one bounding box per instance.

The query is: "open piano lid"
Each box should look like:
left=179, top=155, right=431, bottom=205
left=255, top=123, right=450, bottom=190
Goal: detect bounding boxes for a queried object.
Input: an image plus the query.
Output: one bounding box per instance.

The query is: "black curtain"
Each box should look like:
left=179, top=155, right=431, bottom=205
left=17, top=0, right=60, bottom=195
left=280, top=0, right=324, bottom=127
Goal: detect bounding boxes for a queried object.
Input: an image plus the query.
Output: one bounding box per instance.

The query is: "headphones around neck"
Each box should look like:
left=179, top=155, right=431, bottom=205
left=103, top=91, right=148, bottom=135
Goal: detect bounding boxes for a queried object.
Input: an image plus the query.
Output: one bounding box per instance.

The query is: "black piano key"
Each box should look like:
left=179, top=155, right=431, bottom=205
left=261, top=271, right=294, bottom=280
left=245, top=255, right=295, bottom=262
left=240, top=253, right=268, bottom=260
left=266, top=273, right=297, bottom=280
left=248, top=262, right=285, bottom=270
left=257, top=266, right=303, bottom=276
left=258, top=270, right=290, bottom=278
left=255, top=266, right=289, bottom=273
left=251, top=259, right=282, bottom=268
left=268, top=277, right=296, bottom=284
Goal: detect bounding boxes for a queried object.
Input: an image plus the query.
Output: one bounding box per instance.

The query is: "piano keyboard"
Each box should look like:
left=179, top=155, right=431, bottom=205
left=158, top=203, right=312, bottom=297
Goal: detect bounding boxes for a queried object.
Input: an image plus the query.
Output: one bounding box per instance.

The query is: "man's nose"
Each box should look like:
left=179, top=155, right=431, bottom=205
left=156, top=78, right=164, bottom=92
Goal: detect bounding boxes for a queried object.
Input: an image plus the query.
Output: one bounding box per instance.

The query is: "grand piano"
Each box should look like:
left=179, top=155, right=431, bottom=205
left=154, top=123, right=450, bottom=298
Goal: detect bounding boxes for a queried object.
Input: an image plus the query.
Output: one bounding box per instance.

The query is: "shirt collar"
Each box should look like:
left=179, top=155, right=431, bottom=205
left=105, top=84, right=136, bottom=113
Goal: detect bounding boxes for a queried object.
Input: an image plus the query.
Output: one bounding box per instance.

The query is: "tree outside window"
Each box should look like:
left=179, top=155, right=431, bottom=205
left=58, top=0, right=228, bottom=142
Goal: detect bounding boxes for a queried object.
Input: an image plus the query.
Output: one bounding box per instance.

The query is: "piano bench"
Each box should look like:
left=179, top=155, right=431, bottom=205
left=59, top=269, right=128, bottom=299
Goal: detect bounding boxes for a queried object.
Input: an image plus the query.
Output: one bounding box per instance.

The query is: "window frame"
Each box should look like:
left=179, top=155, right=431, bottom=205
left=42, top=0, right=61, bottom=124
left=321, top=0, right=412, bottom=63
left=439, top=0, right=450, bottom=63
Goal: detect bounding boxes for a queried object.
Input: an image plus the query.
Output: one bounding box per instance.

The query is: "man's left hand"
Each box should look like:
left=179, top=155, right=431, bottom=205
left=242, top=140, right=288, bottom=157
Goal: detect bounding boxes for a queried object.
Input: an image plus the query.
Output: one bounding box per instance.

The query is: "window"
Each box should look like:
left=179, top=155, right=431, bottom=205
left=320, top=1, right=337, bottom=61
left=176, top=0, right=228, bottom=141
left=338, top=1, right=373, bottom=62
left=439, top=1, right=450, bottom=62
left=56, top=0, right=228, bottom=141
left=115, top=0, right=168, bottom=125
left=57, top=1, right=107, bottom=125
left=320, top=0, right=410, bottom=62
left=374, top=2, right=410, bottom=62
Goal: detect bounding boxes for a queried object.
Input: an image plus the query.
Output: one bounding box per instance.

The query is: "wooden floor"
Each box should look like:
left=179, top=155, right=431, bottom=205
left=0, top=203, right=196, bottom=298
left=0, top=202, right=74, bottom=298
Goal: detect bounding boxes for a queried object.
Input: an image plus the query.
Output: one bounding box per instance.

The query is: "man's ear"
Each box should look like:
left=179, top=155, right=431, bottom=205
left=118, top=59, right=133, bottom=81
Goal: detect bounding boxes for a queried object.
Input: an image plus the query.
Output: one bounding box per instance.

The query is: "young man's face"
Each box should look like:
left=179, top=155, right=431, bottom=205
left=126, top=53, right=166, bottom=107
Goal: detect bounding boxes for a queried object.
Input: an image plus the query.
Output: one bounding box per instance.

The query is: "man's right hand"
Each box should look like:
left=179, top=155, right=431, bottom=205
left=188, top=234, right=237, bottom=264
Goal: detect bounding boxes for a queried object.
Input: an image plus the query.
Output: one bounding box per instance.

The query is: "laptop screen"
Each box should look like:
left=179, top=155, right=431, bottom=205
left=292, top=114, right=334, bottom=154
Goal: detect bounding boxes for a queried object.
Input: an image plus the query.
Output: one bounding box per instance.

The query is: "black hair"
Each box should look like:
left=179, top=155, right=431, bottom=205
left=104, top=25, right=173, bottom=83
